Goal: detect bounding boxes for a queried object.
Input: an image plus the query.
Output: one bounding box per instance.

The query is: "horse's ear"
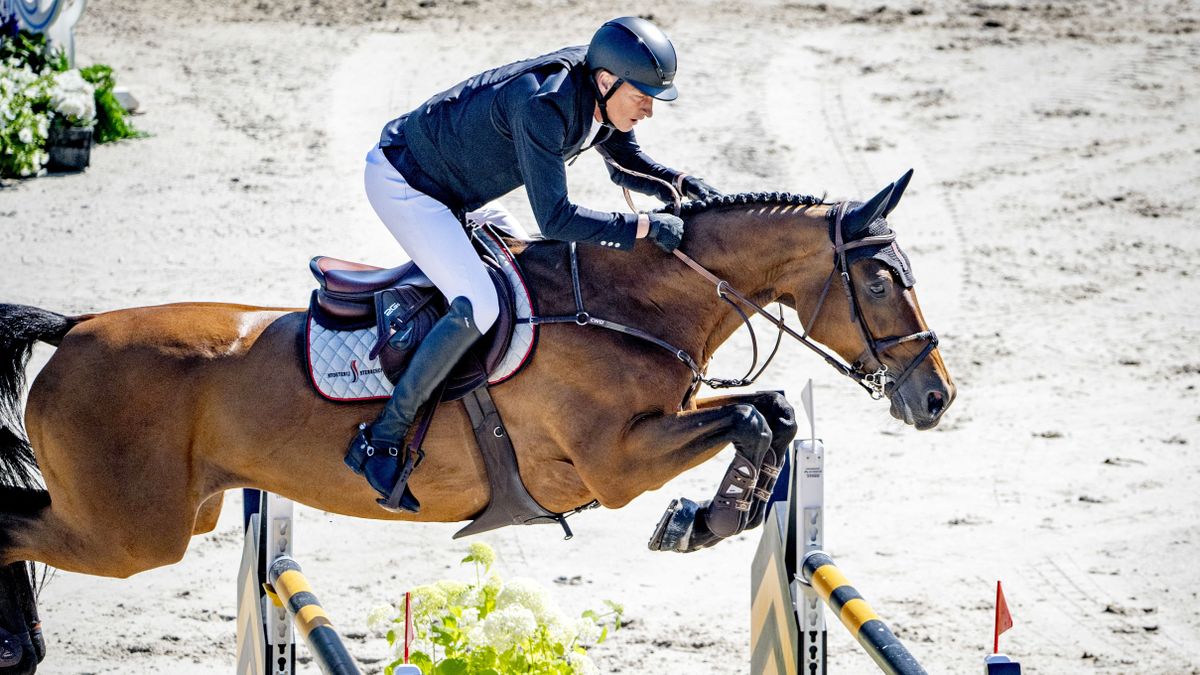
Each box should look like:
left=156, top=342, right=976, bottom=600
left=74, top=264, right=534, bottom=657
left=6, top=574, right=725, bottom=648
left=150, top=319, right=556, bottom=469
left=843, top=182, right=894, bottom=233
left=883, top=168, right=914, bottom=217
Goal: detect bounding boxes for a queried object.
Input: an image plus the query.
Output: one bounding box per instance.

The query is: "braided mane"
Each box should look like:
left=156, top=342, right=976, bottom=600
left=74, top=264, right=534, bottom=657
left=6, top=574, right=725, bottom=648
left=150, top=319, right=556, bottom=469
left=659, top=191, right=830, bottom=218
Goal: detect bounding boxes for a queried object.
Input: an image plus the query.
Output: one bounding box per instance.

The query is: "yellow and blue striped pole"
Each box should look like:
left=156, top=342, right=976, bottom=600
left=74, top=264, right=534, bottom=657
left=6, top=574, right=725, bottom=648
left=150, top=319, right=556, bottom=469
left=267, top=556, right=361, bottom=675
left=800, top=551, right=927, bottom=675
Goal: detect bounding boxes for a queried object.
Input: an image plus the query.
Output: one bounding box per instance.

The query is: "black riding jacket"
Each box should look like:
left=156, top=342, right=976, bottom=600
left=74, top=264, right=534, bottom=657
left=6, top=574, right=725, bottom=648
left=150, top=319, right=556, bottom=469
left=378, top=46, right=683, bottom=250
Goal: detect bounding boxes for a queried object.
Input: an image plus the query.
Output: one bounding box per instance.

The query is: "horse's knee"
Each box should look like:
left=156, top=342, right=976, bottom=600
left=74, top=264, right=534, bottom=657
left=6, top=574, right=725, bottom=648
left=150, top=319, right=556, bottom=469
left=756, top=391, right=798, bottom=442
left=730, top=404, right=772, bottom=457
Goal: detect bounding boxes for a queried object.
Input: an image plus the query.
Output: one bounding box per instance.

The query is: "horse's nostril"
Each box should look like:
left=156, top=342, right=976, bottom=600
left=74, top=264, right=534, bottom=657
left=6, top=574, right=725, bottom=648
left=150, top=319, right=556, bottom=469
left=927, top=391, right=945, bottom=418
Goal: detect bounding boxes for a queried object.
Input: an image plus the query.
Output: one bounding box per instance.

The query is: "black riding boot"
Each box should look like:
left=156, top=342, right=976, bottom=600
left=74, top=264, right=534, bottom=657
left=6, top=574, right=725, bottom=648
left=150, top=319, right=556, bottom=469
left=344, top=296, right=483, bottom=511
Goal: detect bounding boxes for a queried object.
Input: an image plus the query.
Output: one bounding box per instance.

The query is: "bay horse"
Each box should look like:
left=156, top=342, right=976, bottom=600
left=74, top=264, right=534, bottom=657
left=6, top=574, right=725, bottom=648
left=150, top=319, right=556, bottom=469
left=0, top=174, right=954, bottom=673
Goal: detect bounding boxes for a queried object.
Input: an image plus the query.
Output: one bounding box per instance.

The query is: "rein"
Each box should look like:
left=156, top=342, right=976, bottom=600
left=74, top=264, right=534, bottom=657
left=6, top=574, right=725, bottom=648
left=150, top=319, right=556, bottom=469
left=539, top=156, right=939, bottom=404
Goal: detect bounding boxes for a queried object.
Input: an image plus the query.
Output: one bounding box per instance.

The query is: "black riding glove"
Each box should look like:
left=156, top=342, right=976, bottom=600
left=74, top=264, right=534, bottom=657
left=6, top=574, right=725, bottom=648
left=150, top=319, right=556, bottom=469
left=681, top=175, right=722, bottom=201
left=646, top=213, right=685, bottom=253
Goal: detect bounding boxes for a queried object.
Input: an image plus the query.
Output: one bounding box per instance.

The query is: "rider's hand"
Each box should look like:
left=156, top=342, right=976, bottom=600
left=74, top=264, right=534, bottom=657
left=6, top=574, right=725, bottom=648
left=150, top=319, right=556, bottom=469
left=646, top=213, right=685, bottom=253
left=681, top=175, right=722, bottom=201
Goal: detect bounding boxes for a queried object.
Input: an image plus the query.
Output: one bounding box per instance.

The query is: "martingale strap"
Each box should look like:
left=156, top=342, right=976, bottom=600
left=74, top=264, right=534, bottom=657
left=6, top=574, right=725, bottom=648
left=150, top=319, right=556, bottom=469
left=454, top=385, right=597, bottom=540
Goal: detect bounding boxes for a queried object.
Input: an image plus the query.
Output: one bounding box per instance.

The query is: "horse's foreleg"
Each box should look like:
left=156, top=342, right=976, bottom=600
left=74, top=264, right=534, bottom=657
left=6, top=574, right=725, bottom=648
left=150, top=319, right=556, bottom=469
left=595, top=402, right=774, bottom=553
left=618, top=392, right=796, bottom=554
left=695, top=391, right=798, bottom=531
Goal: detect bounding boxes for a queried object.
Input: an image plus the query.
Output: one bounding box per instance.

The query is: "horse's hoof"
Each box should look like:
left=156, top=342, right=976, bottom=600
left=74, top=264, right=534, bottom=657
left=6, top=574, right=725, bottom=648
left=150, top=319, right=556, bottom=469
left=647, top=497, right=701, bottom=553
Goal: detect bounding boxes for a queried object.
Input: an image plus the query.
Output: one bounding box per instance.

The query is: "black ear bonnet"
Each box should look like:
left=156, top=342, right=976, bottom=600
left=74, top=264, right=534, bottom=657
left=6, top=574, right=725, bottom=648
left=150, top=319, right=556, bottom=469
left=839, top=208, right=916, bottom=288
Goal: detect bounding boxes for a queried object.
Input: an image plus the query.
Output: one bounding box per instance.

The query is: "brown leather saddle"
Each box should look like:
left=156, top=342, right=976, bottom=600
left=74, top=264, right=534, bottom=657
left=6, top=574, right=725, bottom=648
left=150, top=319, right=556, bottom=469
left=308, top=254, right=515, bottom=402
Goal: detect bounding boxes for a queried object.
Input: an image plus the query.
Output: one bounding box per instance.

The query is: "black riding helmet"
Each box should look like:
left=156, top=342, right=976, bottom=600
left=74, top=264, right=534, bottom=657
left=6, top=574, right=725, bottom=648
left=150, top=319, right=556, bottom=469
left=587, top=17, right=678, bottom=125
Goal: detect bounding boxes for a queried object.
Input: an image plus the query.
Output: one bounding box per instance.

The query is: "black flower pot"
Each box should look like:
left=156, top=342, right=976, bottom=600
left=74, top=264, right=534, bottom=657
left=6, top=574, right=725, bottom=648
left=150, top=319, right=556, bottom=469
left=47, top=124, right=93, bottom=172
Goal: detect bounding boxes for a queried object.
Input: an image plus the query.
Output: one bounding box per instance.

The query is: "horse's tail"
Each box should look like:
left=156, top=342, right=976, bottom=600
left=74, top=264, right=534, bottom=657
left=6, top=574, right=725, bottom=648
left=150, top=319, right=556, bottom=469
left=0, top=304, right=83, bottom=490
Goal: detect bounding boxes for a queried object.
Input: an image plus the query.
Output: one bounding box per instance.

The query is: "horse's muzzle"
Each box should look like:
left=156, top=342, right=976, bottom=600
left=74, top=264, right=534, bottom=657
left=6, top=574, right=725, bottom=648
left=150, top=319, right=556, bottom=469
left=890, top=375, right=955, bottom=430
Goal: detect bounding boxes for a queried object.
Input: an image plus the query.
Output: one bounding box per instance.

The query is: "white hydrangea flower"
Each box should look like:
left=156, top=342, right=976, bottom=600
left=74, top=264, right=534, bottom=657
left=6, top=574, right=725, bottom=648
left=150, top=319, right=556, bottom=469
left=479, top=604, right=538, bottom=652
left=408, top=583, right=449, bottom=620
left=482, top=573, right=503, bottom=595
left=433, top=579, right=469, bottom=605
left=366, top=603, right=398, bottom=634
left=544, top=608, right=576, bottom=647
left=573, top=616, right=602, bottom=646
left=467, top=541, right=496, bottom=569
left=566, top=651, right=600, bottom=675
left=496, top=577, right=553, bottom=621
left=17, top=125, right=31, bottom=144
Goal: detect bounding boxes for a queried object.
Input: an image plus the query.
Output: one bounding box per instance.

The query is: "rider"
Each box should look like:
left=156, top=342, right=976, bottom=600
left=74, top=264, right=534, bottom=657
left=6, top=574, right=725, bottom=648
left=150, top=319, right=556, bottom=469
left=345, top=16, right=722, bottom=511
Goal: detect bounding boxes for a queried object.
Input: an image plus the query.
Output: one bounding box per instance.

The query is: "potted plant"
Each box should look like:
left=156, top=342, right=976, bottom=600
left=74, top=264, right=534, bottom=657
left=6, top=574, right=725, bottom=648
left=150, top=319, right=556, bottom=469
left=47, top=68, right=96, bottom=171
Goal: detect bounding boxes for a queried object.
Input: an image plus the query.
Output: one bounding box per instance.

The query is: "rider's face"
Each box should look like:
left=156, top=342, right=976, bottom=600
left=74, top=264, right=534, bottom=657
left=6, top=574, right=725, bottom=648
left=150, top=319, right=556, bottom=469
left=595, top=73, right=655, bottom=133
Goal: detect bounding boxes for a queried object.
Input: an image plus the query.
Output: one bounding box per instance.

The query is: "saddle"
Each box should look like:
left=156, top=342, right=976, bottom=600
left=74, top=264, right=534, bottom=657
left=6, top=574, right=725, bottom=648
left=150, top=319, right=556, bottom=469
left=303, top=226, right=581, bottom=538
left=308, top=256, right=513, bottom=402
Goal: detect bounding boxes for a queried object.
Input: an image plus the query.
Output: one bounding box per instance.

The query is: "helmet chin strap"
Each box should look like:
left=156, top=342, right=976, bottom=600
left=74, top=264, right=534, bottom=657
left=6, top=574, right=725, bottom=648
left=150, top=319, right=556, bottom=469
left=592, top=75, right=624, bottom=127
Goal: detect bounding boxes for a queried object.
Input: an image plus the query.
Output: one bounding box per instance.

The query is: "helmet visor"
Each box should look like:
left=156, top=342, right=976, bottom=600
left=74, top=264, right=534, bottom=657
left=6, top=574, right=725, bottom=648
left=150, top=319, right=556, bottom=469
left=630, top=79, right=678, bottom=101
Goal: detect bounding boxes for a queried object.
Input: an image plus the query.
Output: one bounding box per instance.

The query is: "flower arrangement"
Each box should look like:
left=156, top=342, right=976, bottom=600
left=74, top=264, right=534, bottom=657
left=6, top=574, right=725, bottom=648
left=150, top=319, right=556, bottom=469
left=0, top=58, right=52, bottom=176
left=49, top=67, right=95, bottom=127
left=368, top=542, right=624, bottom=675
left=0, top=28, right=140, bottom=177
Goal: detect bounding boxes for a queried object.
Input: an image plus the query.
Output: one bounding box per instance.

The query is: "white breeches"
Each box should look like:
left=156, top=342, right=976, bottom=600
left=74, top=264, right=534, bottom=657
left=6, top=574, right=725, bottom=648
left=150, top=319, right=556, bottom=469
left=364, top=144, right=529, bottom=332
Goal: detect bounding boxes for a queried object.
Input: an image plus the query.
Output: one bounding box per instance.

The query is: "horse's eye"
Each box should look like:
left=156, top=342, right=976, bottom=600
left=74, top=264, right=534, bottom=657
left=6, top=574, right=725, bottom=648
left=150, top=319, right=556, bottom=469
left=868, top=281, right=887, bottom=296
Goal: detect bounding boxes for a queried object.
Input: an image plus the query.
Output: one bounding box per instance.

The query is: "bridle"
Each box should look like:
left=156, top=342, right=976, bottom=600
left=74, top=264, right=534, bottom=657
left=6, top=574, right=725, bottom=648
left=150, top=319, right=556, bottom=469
left=530, top=160, right=940, bottom=405
left=666, top=201, right=937, bottom=400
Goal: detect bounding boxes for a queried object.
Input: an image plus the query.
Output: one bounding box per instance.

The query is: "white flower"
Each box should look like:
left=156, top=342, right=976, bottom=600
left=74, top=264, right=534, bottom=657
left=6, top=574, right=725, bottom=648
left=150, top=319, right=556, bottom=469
left=573, top=616, right=602, bottom=646
left=17, top=126, right=31, bottom=144
left=366, top=603, right=398, bottom=634
left=566, top=651, right=599, bottom=675
left=543, top=608, right=576, bottom=646
left=466, top=541, right=496, bottom=569
left=496, top=577, right=553, bottom=621
left=433, top=579, right=469, bottom=606
left=479, top=605, right=538, bottom=652
left=50, top=69, right=96, bottom=126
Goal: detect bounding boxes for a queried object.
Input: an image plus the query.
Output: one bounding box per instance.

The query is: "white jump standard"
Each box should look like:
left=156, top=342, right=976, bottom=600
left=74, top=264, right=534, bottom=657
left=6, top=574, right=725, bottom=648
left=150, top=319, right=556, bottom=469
left=752, top=433, right=928, bottom=674
left=236, top=490, right=365, bottom=675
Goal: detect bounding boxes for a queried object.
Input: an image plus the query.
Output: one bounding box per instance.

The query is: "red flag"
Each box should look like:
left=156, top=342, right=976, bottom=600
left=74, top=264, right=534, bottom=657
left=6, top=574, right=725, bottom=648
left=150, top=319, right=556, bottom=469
left=994, top=581, right=1013, bottom=653
left=404, top=591, right=414, bottom=663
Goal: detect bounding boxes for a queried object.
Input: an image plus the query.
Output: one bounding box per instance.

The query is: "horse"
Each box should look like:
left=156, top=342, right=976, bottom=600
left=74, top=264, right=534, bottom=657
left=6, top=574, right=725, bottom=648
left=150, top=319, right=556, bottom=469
left=0, top=174, right=954, bottom=673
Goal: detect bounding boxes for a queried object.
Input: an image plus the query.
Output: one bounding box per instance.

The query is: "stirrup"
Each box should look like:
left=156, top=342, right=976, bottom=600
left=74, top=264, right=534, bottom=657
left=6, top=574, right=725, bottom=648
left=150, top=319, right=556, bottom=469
left=377, top=444, right=423, bottom=513
left=343, top=424, right=422, bottom=513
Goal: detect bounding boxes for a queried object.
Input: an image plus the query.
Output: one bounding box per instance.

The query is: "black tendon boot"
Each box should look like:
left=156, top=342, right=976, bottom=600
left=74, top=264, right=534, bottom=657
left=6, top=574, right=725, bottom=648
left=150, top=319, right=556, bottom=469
left=345, top=296, right=483, bottom=511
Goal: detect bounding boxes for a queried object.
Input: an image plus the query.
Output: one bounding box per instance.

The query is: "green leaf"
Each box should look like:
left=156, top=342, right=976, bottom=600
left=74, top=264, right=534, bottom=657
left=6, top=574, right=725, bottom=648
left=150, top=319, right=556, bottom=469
left=410, top=651, right=434, bottom=674
left=432, top=657, right=469, bottom=675
left=386, top=628, right=396, bottom=645
left=468, top=646, right=499, bottom=670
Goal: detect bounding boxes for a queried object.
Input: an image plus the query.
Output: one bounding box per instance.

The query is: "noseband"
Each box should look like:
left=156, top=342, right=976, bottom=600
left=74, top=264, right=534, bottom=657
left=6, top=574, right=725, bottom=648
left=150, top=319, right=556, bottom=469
left=816, top=201, right=939, bottom=398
